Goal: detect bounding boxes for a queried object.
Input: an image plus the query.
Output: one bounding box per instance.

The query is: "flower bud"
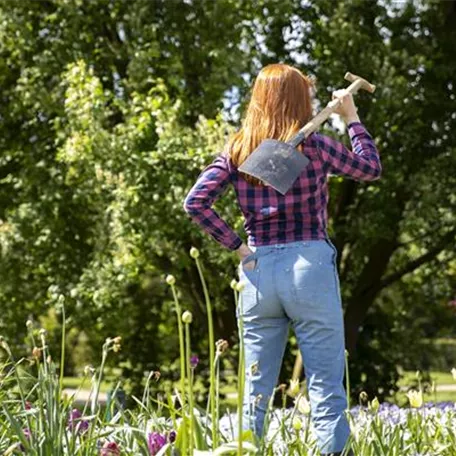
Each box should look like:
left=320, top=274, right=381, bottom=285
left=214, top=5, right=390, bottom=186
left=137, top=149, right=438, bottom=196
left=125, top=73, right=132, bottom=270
left=295, top=395, right=311, bottom=415
left=406, top=390, right=423, bottom=408
left=39, top=329, right=47, bottom=337
left=289, top=379, right=300, bottom=398
left=235, top=281, right=246, bottom=292
left=189, top=247, right=200, bottom=259
left=216, top=339, right=229, bottom=355
left=230, top=279, right=238, bottom=290
left=359, top=391, right=368, bottom=404
left=182, top=310, right=193, bottom=324
left=190, top=355, right=199, bottom=368
left=452, top=367, right=456, bottom=381
left=292, top=417, right=302, bottom=431
left=26, top=320, right=33, bottom=329
left=370, top=396, right=380, bottom=413
left=166, top=275, right=176, bottom=286
left=84, top=365, right=95, bottom=376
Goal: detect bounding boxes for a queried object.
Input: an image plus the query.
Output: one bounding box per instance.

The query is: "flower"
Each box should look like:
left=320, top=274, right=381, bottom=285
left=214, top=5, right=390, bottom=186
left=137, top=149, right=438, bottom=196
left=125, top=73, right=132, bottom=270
left=26, top=320, right=33, bottom=329
left=84, top=365, right=95, bottom=376
left=359, top=391, right=369, bottom=404
left=235, top=281, right=246, bottom=292
left=148, top=432, right=167, bottom=455
left=68, top=408, right=89, bottom=433
left=166, top=275, right=176, bottom=286
left=190, top=355, right=199, bottom=368
left=230, top=279, right=238, bottom=290
left=100, top=441, right=120, bottom=456
left=292, top=416, right=302, bottom=431
left=451, top=368, right=456, bottom=381
left=25, top=401, right=33, bottom=410
left=295, top=395, right=311, bottom=415
left=370, top=396, right=380, bottom=413
left=190, top=247, right=200, bottom=259
left=167, top=430, right=177, bottom=443
left=288, top=379, right=300, bottom=398
left=406, top=389, right=423, bottom=408
left=32, top=347, right=41, bottom=359
left=216, top=339, right=229, bottom=355
left=182, top=310, right=193, bottom=324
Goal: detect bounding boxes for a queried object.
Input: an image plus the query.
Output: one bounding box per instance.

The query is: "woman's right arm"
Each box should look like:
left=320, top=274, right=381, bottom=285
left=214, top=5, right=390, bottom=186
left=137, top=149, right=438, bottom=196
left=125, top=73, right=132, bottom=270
left=317, top=90, right=382, bottom=181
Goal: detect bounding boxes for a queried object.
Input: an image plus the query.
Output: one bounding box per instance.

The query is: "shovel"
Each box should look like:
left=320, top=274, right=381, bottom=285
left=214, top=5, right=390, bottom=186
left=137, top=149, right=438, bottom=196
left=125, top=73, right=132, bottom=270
left=238, top=72, right=376, bottom=195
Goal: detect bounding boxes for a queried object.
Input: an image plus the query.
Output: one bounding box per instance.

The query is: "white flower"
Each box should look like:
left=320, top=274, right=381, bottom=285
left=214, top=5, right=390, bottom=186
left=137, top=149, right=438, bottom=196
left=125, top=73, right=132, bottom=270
left=165, top=274, right=176, bottom=286
left=295, top=395, right=311, bottom=415
left=235, top=281, right=246, bottom=292
left=182, top=310, right=193, bottom=324
left=406, top=389, right=423, bottom=408
left=369, top=396, right=380, bottom=413
left=190, top=247, right=200, bottom=259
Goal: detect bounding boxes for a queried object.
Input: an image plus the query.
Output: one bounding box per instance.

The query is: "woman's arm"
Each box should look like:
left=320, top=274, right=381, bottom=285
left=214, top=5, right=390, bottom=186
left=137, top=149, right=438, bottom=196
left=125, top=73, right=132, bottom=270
left=183, top=154, right=243, bottom=251
left=317, top=90, right=382, bottom=181
left=317, top=122, right=382, bottom=181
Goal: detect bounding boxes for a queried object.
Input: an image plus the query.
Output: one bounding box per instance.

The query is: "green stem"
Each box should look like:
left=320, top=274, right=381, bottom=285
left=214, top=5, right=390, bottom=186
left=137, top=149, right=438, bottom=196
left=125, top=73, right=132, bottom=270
left=59, top=304, right=66, bottom=398
left=195, top=258, right=217, bottom=447
left=344, top=349, right=351, bottom=411
left=185, top=323, right=194, bottom=456
left=171, top=284, right=187, bottom=410
left=215, top=354, right=221, bottom=443
left=237, top=291, right=245, bottom=456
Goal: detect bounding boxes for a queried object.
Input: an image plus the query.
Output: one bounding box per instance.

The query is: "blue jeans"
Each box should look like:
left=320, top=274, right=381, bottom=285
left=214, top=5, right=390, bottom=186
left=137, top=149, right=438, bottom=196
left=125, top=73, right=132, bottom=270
left=237, top=239, right=350, bottom=454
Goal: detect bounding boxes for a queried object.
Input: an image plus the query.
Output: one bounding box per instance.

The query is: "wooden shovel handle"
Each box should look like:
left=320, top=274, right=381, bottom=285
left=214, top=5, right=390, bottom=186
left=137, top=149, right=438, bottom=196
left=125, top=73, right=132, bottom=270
left=288, top=73, right=376, bottom=147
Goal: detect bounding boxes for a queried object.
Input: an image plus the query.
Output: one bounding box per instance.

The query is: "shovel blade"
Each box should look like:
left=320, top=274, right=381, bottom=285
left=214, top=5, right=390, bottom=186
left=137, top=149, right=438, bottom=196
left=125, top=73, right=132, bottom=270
left=238, top=139, right=310, bottom=195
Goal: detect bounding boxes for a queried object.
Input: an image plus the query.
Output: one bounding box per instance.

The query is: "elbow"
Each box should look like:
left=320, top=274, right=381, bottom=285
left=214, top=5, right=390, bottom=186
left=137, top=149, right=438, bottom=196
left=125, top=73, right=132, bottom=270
left=372, top=162, right=382, bottom=180
left=183, top=195, right=200, bottom=217
left=366, top=161, right=382, bottom=181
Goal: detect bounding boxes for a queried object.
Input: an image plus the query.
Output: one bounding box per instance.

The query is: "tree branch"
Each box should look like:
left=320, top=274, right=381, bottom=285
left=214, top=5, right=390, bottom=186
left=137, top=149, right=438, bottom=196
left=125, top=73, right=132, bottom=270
left=378, top=227, right=456, bottom=290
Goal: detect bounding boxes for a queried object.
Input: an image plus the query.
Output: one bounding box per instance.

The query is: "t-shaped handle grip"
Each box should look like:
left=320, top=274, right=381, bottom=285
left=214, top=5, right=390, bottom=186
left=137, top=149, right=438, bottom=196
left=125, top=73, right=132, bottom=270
left=344, top=72, right=376, bottom=94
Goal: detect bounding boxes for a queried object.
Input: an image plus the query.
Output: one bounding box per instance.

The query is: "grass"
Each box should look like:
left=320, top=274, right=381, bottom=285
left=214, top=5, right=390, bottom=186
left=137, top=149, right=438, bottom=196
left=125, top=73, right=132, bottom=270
left=62, top=376, right=110, bottom=393
left=398, top=370, right=456, bottom=403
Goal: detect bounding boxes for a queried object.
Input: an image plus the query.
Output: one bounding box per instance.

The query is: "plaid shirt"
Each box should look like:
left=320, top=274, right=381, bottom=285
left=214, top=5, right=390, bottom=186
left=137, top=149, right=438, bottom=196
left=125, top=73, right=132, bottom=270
left=184, top=122, right=381, bottom=250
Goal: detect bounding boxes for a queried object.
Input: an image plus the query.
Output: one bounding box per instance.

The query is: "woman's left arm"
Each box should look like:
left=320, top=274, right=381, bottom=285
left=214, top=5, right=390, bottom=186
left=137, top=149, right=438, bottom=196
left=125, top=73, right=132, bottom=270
left=183, top=154, right=243, bottom=251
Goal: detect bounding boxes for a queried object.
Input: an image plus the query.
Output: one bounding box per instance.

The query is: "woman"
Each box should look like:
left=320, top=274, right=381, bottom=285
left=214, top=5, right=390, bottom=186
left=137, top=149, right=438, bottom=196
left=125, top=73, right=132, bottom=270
left=183, top=63, right=381, bottom=456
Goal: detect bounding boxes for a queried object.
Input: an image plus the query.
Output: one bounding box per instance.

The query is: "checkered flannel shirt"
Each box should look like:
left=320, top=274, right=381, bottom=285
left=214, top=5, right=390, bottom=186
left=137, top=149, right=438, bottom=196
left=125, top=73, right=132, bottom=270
left=183, top=122, right=381, bottom=250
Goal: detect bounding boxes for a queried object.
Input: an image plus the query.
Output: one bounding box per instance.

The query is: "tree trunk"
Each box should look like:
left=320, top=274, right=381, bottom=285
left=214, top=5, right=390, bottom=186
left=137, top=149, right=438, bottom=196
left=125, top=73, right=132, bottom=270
left=344, top=238, right=398, bottom=353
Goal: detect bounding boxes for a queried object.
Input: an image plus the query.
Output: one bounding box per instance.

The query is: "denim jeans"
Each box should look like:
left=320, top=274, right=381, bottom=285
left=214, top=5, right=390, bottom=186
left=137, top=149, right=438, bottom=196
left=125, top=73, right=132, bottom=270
left=237, top=239, right=350, bottom=454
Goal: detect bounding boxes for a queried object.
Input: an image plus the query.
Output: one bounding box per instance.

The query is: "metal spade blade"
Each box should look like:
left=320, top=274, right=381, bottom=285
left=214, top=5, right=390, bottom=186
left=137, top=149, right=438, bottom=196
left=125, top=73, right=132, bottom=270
left=238, top=139, right=309, bottom=195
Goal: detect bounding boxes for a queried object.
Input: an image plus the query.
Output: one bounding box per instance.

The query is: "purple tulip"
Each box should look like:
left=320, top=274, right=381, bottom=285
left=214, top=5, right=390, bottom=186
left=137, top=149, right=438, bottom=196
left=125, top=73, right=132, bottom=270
left=190, top=355, right=199, bottom=368
left=148, top=432, right=167, bottom=455
left=168, top=430, right=177, bottom=443
left=68, top=408, right=89, bottom=433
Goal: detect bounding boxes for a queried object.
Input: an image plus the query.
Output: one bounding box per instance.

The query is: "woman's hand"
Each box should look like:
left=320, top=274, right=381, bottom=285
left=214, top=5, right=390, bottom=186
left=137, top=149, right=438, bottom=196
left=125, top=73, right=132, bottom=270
left=332, top=89, right=360, bottom=124
left=236, top=243, right=255, bottom=271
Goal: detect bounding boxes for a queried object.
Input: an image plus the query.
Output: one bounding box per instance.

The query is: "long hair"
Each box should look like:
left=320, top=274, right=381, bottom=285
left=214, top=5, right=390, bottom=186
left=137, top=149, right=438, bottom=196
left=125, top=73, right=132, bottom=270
left=228, top=64, right=314, bottom=185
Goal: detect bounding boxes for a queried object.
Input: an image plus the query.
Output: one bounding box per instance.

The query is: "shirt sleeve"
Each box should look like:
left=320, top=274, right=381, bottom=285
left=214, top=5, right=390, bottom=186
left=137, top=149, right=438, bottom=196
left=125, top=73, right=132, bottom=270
left=183, top=154, right=243, bottom=251
left=317, top=122, right=382, bottom=181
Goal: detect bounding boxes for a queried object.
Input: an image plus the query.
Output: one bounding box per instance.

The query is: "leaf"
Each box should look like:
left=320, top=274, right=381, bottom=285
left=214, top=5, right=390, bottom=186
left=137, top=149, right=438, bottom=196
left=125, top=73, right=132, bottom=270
left=193, top=413, right=209, bottom=450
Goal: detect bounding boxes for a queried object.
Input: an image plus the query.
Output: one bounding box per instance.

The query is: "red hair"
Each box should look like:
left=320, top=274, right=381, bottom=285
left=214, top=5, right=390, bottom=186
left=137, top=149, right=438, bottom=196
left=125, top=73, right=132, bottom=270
left=228, top=64, right=314, bottom=185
